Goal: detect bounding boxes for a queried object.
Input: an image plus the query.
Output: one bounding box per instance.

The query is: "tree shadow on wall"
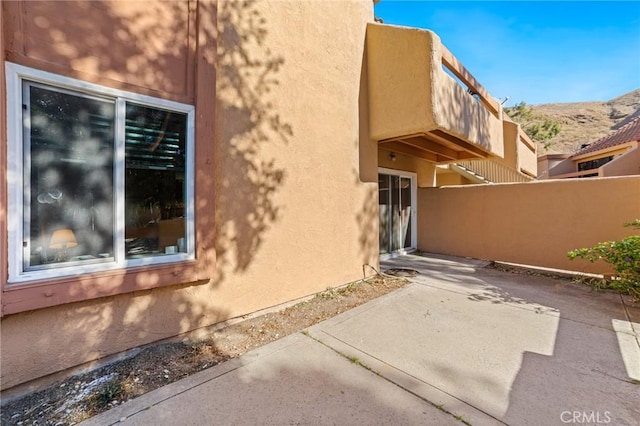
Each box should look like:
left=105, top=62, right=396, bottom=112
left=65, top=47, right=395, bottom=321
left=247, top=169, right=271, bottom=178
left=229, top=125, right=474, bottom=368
left=355, top=171, right=380, bottom=270
left=355, top=45, right=381, bottom=270
left=214, top=0, right=293, bottom=282
left=1, top=0, right=291, bottom=397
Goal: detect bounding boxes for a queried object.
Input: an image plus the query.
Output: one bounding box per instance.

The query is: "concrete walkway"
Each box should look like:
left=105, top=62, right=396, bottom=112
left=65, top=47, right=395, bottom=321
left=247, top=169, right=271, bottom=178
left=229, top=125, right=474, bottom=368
left=83, top=254, right=640, bottom=426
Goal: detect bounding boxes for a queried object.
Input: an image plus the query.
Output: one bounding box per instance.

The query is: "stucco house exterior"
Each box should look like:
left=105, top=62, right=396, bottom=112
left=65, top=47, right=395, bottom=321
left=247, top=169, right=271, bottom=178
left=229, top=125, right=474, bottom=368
left=434, top=115, right=537, bottom=185
left=538, top=117, right=640, bottom=179
left=2, top=0, right=639, bottom=394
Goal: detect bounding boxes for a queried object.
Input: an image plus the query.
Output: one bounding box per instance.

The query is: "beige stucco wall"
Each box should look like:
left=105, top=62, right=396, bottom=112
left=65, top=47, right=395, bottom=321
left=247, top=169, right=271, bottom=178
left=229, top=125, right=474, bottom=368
left=538, top=154, right=573, bottom=179
left=211, top=0, right=378, bottom=329
left=436, top=171, right=473, bottom=186
left=601, top=145, right=640, bottom=177
left=1, top=0, right=377, bottom=391
left=499, top=120, right=536, bottom=177
left=517, top=136, right=537, bottom=177
left=502, top=120, right=519, bottom=169
left=2, top=0, right=197, bottom=102
left=418, top=177, right=640, bottom=274
left=367, top=23, right=504, bottom=158
left=378, top=148, right=437, bottom=187
left=367, top=24, right=436, bottom=142
left=431, top=56, right=504, bottom=158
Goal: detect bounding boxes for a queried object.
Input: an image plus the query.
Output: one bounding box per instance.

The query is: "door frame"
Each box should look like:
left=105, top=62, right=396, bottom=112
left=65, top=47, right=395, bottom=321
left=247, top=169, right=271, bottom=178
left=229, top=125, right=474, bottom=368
left=378, top=167, right=418, bottom=258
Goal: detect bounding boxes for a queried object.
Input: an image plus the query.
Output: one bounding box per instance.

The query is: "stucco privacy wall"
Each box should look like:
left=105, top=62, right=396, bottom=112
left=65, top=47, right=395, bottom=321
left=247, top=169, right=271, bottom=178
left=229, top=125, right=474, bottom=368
left=1, top=0, right=377, bottom=390
left=602, top=146, right=640, bottom=177
left=418, top=177, right=640, bottom=274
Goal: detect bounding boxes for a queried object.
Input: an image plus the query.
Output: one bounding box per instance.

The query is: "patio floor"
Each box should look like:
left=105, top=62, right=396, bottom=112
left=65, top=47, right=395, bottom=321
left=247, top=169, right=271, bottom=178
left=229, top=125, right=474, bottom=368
left=83, top=254, right=640, bottom=425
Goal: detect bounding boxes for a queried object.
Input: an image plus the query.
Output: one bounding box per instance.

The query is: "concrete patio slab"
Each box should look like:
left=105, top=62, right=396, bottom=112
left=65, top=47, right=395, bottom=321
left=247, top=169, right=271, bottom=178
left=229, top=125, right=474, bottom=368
left=308, top=283, right=561, bottom=423
left=82, top=332, right=460, bottom=426
left=383, top=254, right=633, bottom=332
left=82, top=254, right=640, bottom=425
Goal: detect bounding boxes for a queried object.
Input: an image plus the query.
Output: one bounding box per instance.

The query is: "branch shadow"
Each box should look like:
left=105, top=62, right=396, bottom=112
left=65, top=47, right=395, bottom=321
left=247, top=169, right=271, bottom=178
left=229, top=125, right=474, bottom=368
left=1, top=1, right=292, bottom=416
left=379, top=254, right=639, bottom=424
left=213, top=0, right=292, bottom=281
left=355, top=37, right=381, bottom=269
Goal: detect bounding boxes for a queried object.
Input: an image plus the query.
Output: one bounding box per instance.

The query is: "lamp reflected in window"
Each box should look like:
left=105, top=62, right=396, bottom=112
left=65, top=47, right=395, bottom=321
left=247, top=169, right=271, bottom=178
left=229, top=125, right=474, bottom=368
left=6, top=63, right=195, bottom=282
left=49, top=229, right=78, bottom=261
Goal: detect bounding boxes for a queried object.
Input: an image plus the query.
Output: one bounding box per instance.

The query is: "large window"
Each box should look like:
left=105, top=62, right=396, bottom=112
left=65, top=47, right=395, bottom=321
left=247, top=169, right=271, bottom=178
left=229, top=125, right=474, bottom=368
left=6, top=63, right=195, bottom=283
left=577, top=156, right=614, bottom=172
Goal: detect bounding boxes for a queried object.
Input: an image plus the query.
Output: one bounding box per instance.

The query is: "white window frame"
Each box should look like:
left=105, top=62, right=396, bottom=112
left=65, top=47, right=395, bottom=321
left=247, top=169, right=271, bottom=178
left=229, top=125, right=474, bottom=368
left=6, top=62, right=196, bottom=284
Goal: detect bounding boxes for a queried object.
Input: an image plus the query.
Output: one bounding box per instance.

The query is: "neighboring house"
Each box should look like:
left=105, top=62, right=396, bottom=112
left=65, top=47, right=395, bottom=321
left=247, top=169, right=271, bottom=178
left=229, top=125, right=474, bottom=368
left=538, top=117, right=640, bottom=179
left=1, top=0, right=632, bottom=394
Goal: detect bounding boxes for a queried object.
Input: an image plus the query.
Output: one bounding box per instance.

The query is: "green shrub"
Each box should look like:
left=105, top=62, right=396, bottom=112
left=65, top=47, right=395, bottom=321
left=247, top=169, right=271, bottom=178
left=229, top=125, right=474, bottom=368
left=568, top=220, right=640, bottom=298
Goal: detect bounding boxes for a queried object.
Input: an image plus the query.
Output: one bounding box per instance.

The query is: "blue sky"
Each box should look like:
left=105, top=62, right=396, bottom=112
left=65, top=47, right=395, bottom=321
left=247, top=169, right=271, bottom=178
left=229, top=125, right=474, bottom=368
left=374, top=1, right=640, bottom=106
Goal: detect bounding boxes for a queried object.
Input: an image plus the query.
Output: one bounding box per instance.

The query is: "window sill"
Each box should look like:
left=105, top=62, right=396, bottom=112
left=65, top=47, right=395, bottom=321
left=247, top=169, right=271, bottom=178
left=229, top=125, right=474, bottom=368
left=1, top=261, right=210, bottom=316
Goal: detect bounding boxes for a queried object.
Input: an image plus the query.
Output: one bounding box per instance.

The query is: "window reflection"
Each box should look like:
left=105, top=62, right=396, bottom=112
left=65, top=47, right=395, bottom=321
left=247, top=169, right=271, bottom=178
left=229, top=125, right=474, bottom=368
left=18, top=77, right=192, bottom=277
left=124, top=104, right=187, bottom=258
left=27, top=85, right=115, bottom=268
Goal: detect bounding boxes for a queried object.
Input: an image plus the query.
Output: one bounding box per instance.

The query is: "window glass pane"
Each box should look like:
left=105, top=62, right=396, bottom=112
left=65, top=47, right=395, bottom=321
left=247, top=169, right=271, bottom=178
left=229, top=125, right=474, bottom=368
left=578, top=156, right=614, bottom=171
left=125, top=103, right=187, bottom=258
left=27, top=85, right=115, bottom=269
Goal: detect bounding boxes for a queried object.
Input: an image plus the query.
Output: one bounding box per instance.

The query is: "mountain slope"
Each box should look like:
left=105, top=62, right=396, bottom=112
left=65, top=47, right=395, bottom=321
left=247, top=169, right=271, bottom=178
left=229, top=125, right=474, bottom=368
left=526, top=89, right=640, bottom=154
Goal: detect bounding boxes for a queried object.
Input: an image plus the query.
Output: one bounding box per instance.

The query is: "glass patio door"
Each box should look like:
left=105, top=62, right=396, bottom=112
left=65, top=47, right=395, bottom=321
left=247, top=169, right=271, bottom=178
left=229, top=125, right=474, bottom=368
left=378, top=169, right=416, bottom=255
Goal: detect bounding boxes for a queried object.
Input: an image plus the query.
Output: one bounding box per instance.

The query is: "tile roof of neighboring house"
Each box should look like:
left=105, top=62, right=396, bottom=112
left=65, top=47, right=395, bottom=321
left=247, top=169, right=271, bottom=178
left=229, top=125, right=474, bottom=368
left=572, top=117, right=640, bottom=157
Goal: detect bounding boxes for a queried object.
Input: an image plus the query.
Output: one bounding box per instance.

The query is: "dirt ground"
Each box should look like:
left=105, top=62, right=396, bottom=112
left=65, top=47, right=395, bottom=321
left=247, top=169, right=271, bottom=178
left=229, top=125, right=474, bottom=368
left=1, top=274, right=408, bottom=426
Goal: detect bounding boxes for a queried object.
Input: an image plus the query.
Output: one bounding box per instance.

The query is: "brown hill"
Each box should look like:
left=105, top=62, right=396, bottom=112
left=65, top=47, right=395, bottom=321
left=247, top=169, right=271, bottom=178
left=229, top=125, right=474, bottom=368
left=527, top=89, right=640, bottom=154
